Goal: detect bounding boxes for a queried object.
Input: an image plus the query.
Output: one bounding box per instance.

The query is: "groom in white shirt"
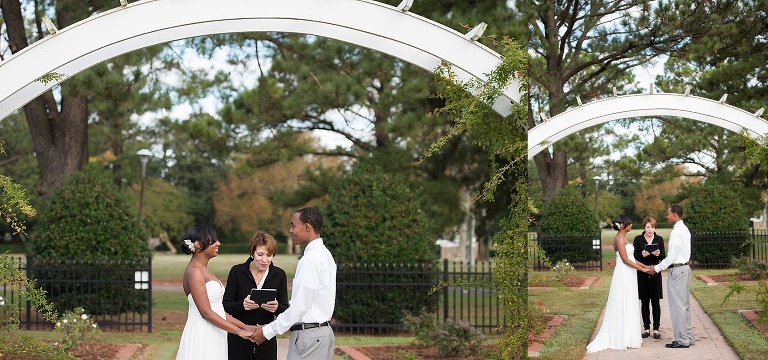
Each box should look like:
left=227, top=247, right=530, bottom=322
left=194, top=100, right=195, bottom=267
left=650, top=204, right=695, bottom=348
left=249, top=207, right=337, bottom=359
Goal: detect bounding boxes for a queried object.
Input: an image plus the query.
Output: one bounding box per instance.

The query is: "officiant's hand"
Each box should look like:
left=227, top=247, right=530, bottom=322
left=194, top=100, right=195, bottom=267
left=261, top=299, right=278, bottom=313
left=243, top=297, right=259, bottom=311
left=641, top=250, right=650, bottom=257
left=652, top=249, right=661, bottom=256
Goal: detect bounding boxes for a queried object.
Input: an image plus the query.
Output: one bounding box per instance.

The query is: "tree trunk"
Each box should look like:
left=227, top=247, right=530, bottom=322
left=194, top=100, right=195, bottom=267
left=528, top=93, right=567, bottom=203
left=1, top=0, right=90, bottom=197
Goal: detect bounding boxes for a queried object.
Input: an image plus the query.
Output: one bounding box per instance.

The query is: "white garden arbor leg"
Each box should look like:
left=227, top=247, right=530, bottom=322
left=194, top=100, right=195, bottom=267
left=0, top=0, right=523, bottom=121
left=528, top=93, right=768, bottom=159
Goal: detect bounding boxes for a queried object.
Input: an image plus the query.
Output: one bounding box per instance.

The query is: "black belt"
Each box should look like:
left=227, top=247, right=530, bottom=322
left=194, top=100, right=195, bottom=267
left=290, top=321, right=330, bottom=331
left=668, top=263, right=688, bottom=268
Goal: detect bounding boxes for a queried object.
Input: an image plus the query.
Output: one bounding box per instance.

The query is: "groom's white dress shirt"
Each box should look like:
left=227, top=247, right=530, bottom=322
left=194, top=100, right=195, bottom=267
left=654, top=220, right=691, bottom=273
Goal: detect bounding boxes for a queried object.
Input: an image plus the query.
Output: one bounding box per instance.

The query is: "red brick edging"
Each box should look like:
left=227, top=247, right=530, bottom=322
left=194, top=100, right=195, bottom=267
left=738, top=310, right=768, bottom=338
left=337, top=346, right=372, bottom=360
left=528, top=315, right=567, bottom=357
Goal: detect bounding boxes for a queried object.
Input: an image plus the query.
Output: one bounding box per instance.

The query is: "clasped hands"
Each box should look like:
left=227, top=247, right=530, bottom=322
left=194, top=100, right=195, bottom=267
left=640, top=264, right=657, bottom=275
left=238, top=325, right=267, bottom=345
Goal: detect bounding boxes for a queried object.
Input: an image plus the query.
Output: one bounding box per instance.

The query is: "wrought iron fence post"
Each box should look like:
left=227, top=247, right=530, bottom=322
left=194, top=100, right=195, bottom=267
left=442, top=258, right=448, bottom=323
left=25, top=256, right=31, bottom=330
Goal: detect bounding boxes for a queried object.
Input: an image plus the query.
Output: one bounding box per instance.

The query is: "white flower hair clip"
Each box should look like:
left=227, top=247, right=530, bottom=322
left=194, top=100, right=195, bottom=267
left=183, top=239, right=196, bottom=253
left=614, top=222, right=621, bottom=228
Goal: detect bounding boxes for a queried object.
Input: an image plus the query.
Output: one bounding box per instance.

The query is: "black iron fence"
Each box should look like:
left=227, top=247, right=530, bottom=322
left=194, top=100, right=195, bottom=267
left=334, top=259, right=502, bottom=335
left=692, top=229, right=768, bottom=268
left=1, top=256, right=152, bottom=332
left=529, top=232, right=603, bottom=271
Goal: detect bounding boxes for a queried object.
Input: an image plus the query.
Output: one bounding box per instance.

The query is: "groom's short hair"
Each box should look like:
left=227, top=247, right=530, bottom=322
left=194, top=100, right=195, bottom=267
left=669, top=204, right=684, bottom=218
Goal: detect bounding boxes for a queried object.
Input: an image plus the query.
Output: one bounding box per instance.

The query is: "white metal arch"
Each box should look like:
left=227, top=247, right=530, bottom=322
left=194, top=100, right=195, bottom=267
left=0, top=0, right=523, bottom=120
left=528, top=93, right=768, bottom=159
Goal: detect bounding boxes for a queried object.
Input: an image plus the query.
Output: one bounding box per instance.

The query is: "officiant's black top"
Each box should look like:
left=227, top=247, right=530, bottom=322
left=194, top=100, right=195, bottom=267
left=223, top=258, right=289, bottom=360
left=634, top=232, right=666, bottom=300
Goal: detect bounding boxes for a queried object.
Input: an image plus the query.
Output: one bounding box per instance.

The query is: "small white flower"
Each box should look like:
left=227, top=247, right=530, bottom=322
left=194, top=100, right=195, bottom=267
left=92, top=323, right=98, bottom=328
left=0, top=300, right=4, bottom=306
left=81, top=314, right=88, bottom=320
left=62, top=319, right=68, bottom=324
left=184, top=239, right=196, bottom=253
left=56, top=321, right=61, bottom=327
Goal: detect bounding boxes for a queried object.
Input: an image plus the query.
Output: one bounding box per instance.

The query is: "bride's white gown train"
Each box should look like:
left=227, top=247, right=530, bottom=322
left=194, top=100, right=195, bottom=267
left=586, top=243, right=642, bottom=353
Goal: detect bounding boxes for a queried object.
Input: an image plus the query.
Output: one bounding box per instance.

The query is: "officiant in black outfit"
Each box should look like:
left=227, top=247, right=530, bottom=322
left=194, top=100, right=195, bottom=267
left=634, top=216, right=666, bottom=340
left=223, top=231, right=289, bottom=360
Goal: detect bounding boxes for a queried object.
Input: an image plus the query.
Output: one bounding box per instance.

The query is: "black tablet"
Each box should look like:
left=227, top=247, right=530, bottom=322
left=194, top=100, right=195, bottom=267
left=250, top=288, right=277, bottom=304
left=644, top=243, right=659, bottom=252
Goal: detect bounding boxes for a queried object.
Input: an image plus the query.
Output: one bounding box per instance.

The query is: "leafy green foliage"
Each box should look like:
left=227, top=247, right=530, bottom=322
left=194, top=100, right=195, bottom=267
left=429, top=37, right=528, bottom=359
left=325, top=162, right=437, bottom=326
left=686, top=181, right=747, bottom=231
left=538, top=185, right=600, bottom=235
left=0, top=334, right=77, bottom=360
left=537, top=185, right=600, bottom=264
left=733, top=257, right=768, bottom=280
left=28, top=165, right=152, bottom=314
left=324, top=162, right=435, bottom=264
left=401, top=308, right=485, bottom=357
left=686, top=181, right=749, bottom=265
left=55, top=307, right=100, bottom=351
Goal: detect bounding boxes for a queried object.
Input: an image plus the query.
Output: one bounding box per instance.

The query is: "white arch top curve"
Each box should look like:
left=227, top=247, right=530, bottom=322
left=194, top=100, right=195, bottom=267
left=528, top=93, right=768, bottom=159
left=0, top=0, right=522, bottom=120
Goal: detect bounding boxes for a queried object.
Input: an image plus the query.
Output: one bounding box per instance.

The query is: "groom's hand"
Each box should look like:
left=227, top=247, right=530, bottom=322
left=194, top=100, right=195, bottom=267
left=649, top=267, right=656, bottom=275
left=249, top=325, right=266, bottom=345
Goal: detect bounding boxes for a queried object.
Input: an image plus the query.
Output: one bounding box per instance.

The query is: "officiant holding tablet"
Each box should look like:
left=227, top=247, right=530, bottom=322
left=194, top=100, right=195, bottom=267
left=223, top=231, right=290, bottom=360
left=634, top=216, right=666, bottom=340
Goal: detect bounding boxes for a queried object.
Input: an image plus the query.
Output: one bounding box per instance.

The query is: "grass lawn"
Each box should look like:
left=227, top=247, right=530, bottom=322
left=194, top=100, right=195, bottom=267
left=530, top=228, right=768, bottom=359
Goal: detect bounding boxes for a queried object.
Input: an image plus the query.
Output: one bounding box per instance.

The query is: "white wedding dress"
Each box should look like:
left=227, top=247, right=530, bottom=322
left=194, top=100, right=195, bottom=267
left=586, top=243, right=642, bottom=353
left=176, top=281, right=228, bottom=359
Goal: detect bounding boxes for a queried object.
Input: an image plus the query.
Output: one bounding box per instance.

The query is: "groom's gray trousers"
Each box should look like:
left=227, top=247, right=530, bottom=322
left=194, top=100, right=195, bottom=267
left=668, top=265, right=695, bottom=346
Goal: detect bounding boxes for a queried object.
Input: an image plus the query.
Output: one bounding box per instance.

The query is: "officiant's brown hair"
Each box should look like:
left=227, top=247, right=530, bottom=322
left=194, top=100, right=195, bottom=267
left=642, top=216, right=657, bottom=228
left=248, top=231, right=278, bottom=257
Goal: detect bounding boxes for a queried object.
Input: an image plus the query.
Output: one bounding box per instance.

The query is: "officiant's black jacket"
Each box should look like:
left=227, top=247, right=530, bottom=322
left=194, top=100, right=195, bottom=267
left=223, top=258, right=289, bottom=360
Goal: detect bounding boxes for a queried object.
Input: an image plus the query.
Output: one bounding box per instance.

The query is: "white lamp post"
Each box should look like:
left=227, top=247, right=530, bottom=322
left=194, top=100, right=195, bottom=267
left=136, top=149, right=152, bottom=222
left=593, top=176, right=601, bottom=220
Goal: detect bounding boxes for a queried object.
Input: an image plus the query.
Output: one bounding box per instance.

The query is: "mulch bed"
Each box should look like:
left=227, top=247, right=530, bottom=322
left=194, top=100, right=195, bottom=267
left=703, top=273, right=761, bottom=284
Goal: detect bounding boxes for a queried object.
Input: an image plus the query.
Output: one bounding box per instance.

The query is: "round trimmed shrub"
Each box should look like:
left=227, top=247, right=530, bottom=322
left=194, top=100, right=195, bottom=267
left=28, top=164, right=152, bottom=315
left=323, top=162, right=438, bottom=329
left=685, top=182, right=749, bottom=267
left=537, top=185, right=600, bottom=264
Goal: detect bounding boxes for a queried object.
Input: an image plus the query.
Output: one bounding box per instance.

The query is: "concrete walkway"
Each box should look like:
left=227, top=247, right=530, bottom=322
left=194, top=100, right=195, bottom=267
left=583, top=271, right=739, bottom=360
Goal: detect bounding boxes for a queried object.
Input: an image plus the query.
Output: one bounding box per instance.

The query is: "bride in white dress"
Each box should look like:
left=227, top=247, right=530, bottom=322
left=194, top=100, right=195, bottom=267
left=586, top=216, right=651, bottom=353
left=176, top=225, right=257, bottom=360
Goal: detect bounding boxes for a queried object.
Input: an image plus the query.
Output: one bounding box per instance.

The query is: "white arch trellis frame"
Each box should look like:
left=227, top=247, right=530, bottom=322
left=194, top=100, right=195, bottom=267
left=0, top=0, right=523, bottom=120
left=528, top=93, right=768, bottom=159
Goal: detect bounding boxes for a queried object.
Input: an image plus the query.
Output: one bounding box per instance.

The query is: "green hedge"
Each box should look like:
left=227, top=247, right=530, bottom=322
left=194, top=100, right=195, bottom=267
left=323, top=162, right=438, bottom=326
left=537, top=185, right=600, bottom=264
left=685, top=182, right=749, bottom=266
left=27, top=165, right=152, bottom=315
